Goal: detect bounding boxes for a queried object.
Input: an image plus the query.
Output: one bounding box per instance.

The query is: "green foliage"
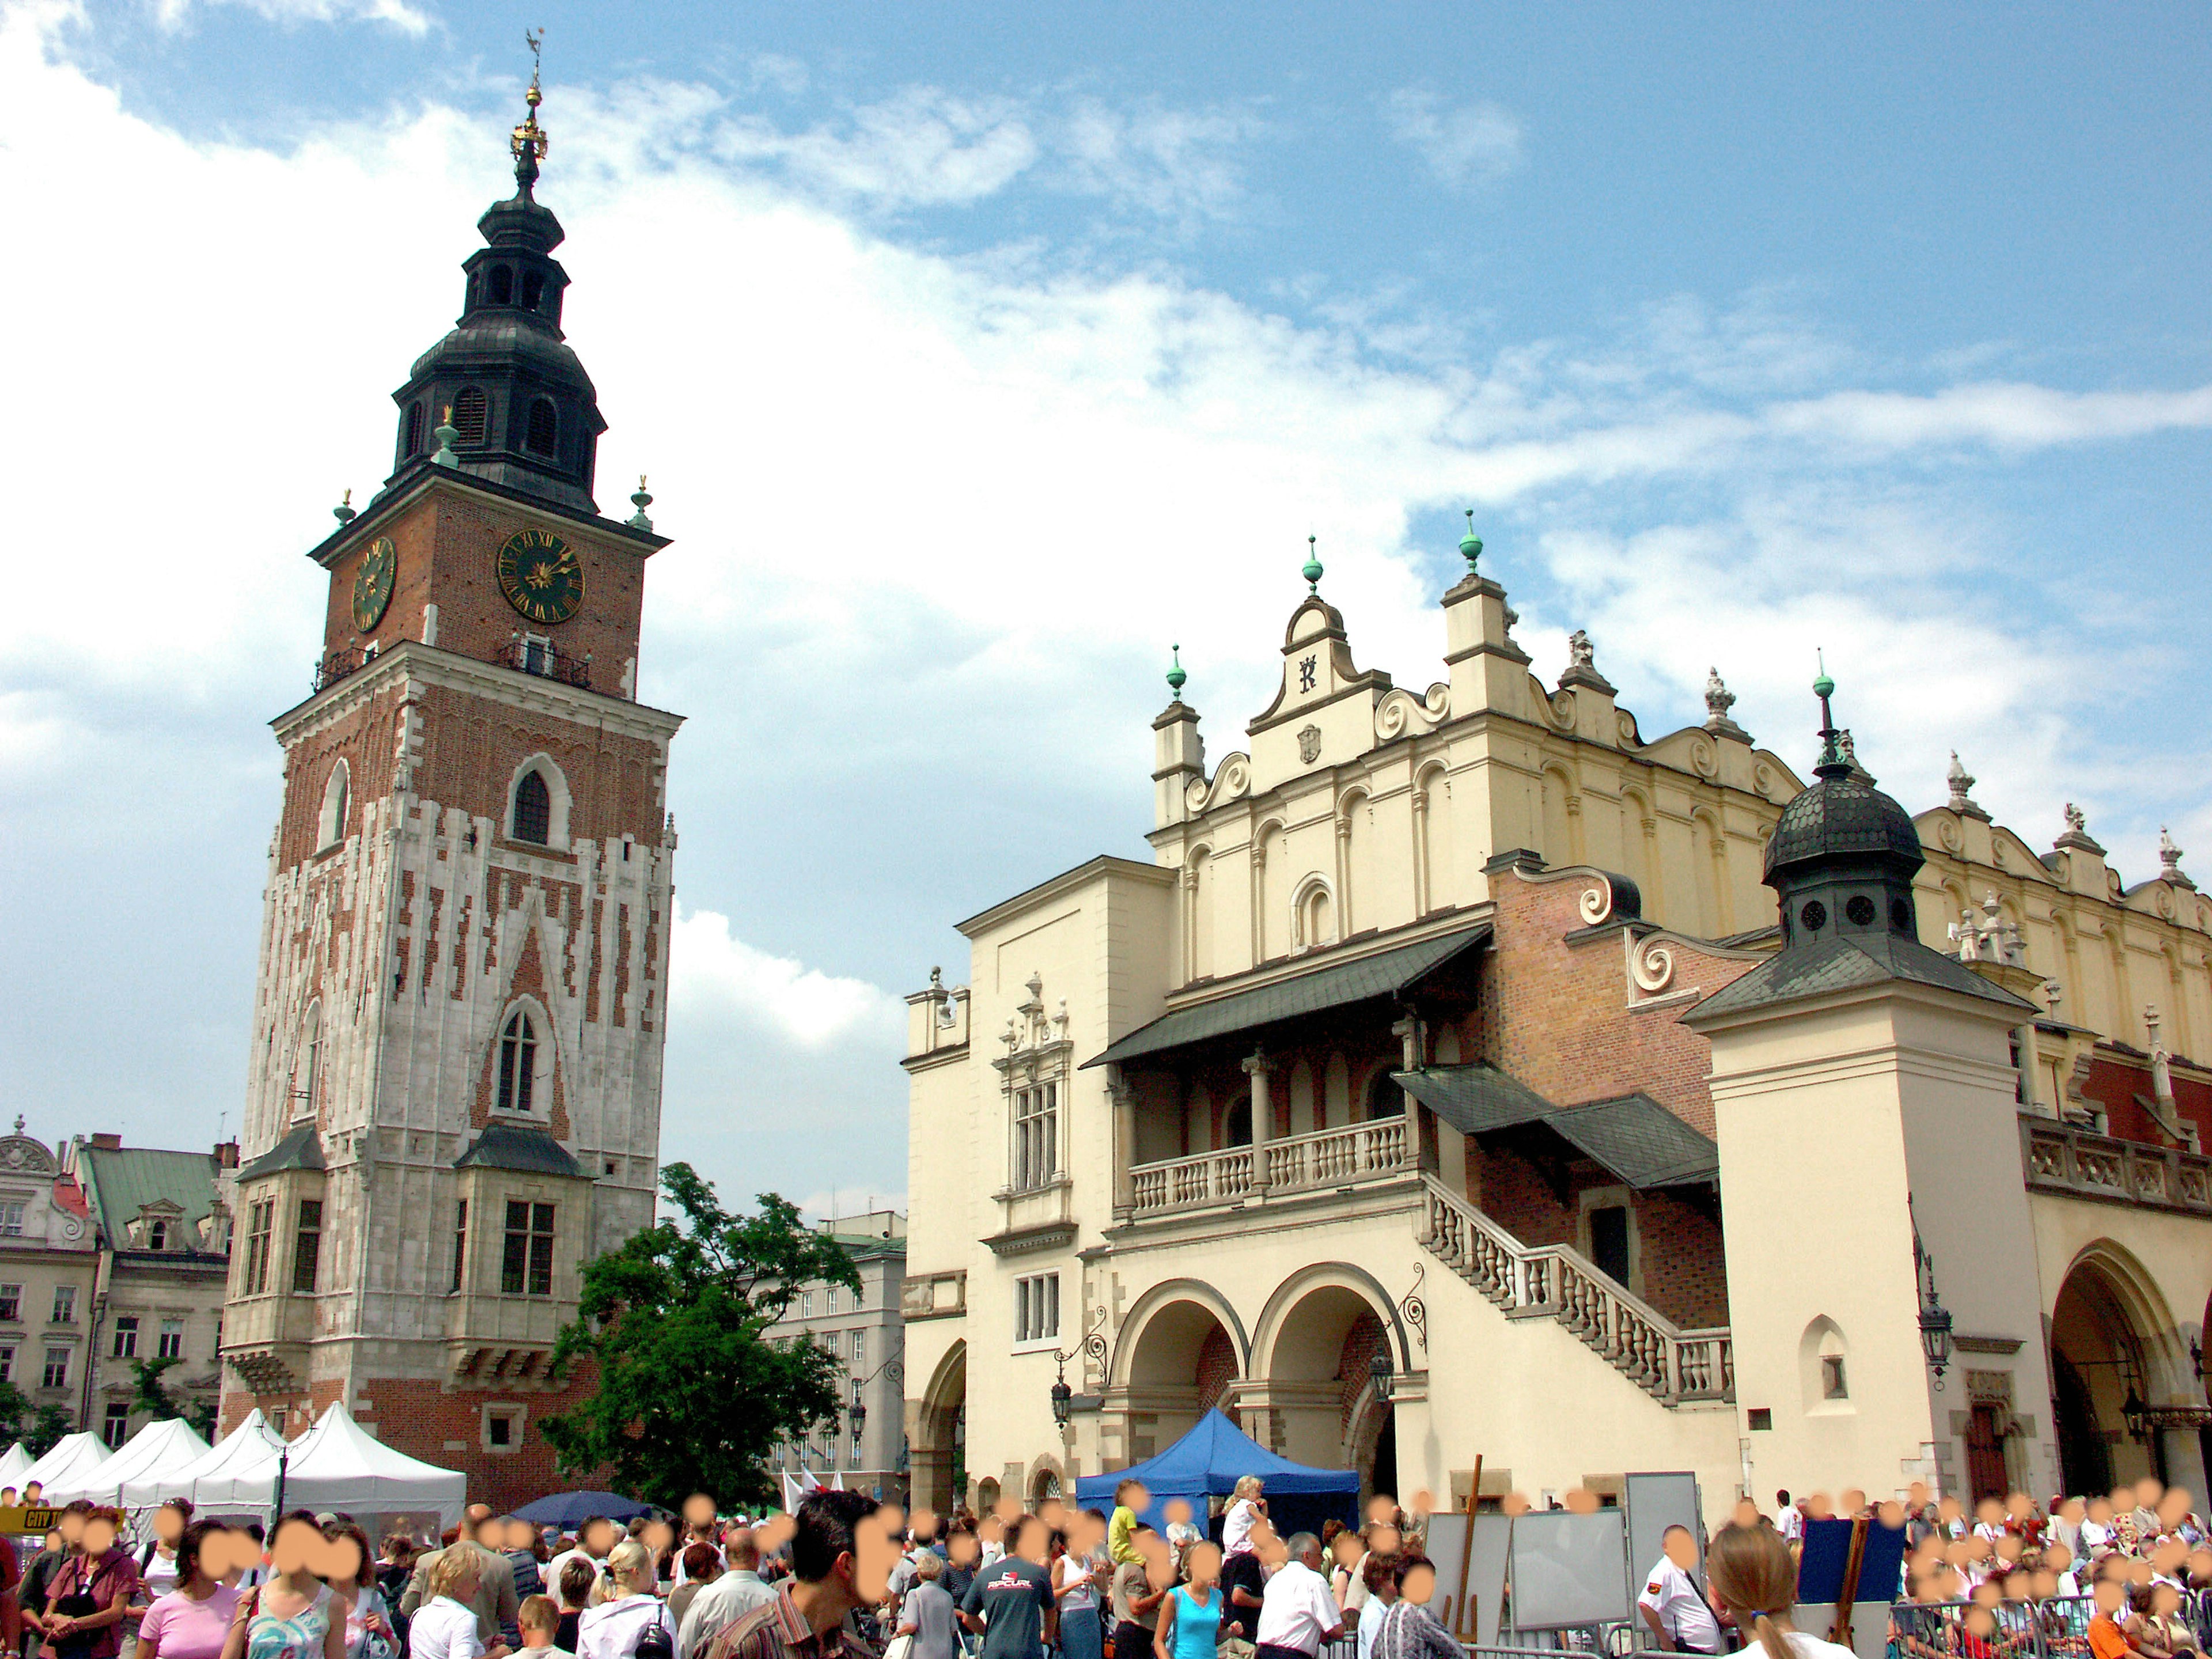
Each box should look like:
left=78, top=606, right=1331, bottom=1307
left=26, top=1405, right=72, bottom=1457
left=130, top=1358, right=218, bottom=1439
left=541, top=1163, right=862, bottom=1509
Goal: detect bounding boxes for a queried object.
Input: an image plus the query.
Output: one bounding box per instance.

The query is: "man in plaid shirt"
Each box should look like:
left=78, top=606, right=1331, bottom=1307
left=707, top=1493, right=882, bottom=1659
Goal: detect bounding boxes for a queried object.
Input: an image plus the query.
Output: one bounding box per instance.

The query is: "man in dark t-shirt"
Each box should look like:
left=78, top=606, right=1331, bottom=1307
left=1219, top=1547, right=1267, bottom=1642
left=959, top=1520, right=1054, bottom=1659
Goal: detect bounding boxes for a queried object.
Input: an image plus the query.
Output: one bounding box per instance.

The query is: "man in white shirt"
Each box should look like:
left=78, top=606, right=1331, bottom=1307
left=546, top=1518, right=618, bottom=1615
left=1255, top=1535, right=1343, bottom=1659
left=1637, top=1529, right=1721, bottom=1656
left=1775, top=1494, right=1804, bottom=1547
left=676, top=1529, right=776, bottom=1659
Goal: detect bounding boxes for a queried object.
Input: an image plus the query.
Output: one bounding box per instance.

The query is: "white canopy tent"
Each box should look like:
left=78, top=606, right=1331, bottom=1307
left=0, top=1443, right=33, bottom=1488
left=193, top=1406, right=464, bottom=1528
left=20, top=1433, right=112, bottom=1496
left=177, top=1410, right=287, bottom=1513
left=50, top=1418, right=210, bottom=1508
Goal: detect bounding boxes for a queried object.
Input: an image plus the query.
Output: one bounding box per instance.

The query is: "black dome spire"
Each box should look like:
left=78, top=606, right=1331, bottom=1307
left=1764, top=664, right=1925, bottom=947
left=380, top=42, right=607, bottom=517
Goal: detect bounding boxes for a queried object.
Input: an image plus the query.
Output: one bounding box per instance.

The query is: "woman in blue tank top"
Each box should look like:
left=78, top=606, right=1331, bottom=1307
left=1154, top=1544, right=1224, bottom=1659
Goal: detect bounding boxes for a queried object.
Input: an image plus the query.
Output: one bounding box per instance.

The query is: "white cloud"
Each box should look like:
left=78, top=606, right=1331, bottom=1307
left=670, top=907, right=901, bottom=1050
left=719, top=86, right=1039, bottom=207
left=150, top=0, right=432, bottom=35
left=1382, top=88, right=1522, bottom=189
left=1055, top=97, right=1260, bottom=226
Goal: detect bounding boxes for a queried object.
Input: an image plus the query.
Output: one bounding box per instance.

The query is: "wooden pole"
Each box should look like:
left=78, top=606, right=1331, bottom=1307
left=1827, top=1516, right=1869, bottom=1651
left=1452, top=1456, right=1483, bottom=1642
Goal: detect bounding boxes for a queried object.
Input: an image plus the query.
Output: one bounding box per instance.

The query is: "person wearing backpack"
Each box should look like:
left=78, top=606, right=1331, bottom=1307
left=573, top=1546, right=671, bottom=1659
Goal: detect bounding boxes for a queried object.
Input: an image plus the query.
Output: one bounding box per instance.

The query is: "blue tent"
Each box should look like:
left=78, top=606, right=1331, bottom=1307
left=513, top=1488, right=657, bottom=1527
left=1074, top=1410, right=1359, bottom=1538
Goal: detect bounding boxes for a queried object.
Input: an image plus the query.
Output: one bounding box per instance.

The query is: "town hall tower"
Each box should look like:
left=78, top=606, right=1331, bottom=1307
left=217, top=67, right=681, bottom=1506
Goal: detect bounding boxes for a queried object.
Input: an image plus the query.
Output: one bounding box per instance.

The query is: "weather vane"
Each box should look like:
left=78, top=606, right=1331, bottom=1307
left=512, top=27, right=550, bottom=196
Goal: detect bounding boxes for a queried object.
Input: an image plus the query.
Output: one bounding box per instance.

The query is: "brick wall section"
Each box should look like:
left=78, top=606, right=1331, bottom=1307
left=1464, top=867, right=1762, bottom=1328
left=1333, top=1311, right=1383, bottom=1431
left=1196, top=1325, right=1238, bottom=1422
left=2079, top=1052, right=2212, bottom=1146
left=321, top=490, right=652, bottom=690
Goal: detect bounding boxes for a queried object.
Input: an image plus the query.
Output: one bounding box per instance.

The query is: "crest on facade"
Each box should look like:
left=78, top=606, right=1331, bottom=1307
left=1297, top=725, right=1322, bottom=764
left=0, top=1122, right=56, bottom=1176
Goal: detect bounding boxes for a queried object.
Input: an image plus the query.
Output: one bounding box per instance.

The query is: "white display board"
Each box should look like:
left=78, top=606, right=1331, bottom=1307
left=1623, top=1472, right=1705, bottom=1613
left=1506, top=1509, right=1631, bottom=1631
left=1420, top=1512, right=1513, bottom=1647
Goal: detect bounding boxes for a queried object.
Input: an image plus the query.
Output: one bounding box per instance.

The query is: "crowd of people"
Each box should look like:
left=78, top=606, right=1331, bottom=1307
left=12, top=1470, right=2212, bottom=1659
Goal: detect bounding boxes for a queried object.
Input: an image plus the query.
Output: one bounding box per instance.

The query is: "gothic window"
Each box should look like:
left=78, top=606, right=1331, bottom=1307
left=1013, top=1082, right=1057, bottom=1191
left=501, top=1201, right=555, bottom=1297
left=497, top=1011, right=540, bottom=1113
left=488, top=266, right=513, bottom=305
left=450, top=1200, right=468, bottom=1293
left=452, top=388, right=488, bottom=446
left=512, top=770, right=551, bottom=845
left=291, top=1199, right=323, bottom=1294
left=403, top=401, right=424, bottom=457
left=317, top=761, right=349, bottom=851
left=297, top=1002, right=323, bottom=1120
left=242, top=1199, right=275, bottom=1295
left=522, top=269, right=546, bottom=309
left=525, top=399, right=558, bottom=457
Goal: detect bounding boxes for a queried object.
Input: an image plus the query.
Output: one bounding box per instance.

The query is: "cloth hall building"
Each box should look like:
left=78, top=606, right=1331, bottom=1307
left=901, top=529, right=2212, bottom=1517
left=214, top=82, right=680, bottom=1507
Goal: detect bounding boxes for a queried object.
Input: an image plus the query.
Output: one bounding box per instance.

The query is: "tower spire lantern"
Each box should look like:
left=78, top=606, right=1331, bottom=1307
left=1812, top=651, right=1845, bottom=776
left=1302, top=535, right=1323, bottom=592
left=512, top=29, right=550, bottom=200
left=1165, top=643, right=1187, bottom=701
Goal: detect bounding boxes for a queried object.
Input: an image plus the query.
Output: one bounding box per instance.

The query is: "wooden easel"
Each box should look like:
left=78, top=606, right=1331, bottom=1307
left=1439, top=1456, right=1483, bottom=1642
left=1827, top=1516, right=1869, bottom=1652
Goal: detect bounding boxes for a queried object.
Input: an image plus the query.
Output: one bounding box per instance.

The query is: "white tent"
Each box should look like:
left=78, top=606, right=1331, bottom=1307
left=0, top=1443, right=33, bottom=1488
left=179, top=1409, right=287, bottom=1513
left=48, top=1418, right=210, bottom=1508
left=194, top=1406, right=464, bottom=1527
left=21, top=1433, right=112, bottom=1497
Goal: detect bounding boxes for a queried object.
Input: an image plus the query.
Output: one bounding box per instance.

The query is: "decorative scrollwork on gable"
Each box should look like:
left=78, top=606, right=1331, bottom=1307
left=1579, top=881, right=1615, bottom=926
left=1631, top=936, right=1676, bottom=994
left=1188, top=753, right=1253, bottom=815
left=1376, top=683, right=1452, bottom=744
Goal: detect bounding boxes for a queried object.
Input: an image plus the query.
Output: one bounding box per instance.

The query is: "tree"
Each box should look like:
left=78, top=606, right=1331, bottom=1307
left=25, top=1404, right=71, bottom=1457
left=541, top=1163, right=861, bottom=1509
left=131, top=1357, right=218, bottom=1439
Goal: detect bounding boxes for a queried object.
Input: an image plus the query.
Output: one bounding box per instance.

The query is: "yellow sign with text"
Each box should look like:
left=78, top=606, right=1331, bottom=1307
left=0, top=1508, right=59, bottom=1537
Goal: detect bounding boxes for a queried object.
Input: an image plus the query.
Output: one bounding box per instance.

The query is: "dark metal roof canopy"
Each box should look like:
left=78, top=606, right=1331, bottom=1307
left=1085, top=923, right=1490, bottom=1070
left=1395, top=1065, right=1719, bottom=1188
left=237, top=1123, right=325, bottom=1183
left=454, top=1122, right=583, bottom=1177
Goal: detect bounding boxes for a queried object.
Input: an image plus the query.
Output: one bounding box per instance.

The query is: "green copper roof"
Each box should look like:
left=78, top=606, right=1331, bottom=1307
left=74, top=1146, right=224, bottom=1243
left=1086, top=923, right=1490, bottom=1069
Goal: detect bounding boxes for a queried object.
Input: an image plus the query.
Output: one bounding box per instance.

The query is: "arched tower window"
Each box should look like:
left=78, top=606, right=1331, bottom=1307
left=452, top=388, right=488, bottom=446
left=497, top=1010, right=539, bottom=1113
left=488, top=266, right=513, bottom=305
left=522, top=270, right=546, bottom=309
left=512, top=770, right=551, bottom=845
left=316, top=760, right=350, bottom=851
left=402, top=402, right=424, bottom=458
left=296, top=1001, right=323, bottom=1122
left=525, top=399, right=558, bottom=457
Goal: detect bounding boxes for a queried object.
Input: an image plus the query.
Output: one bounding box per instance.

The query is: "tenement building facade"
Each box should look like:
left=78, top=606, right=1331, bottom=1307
left=902, top=528, right=2212, bottom=1516
left=216, top=83, right=681, bottom=1508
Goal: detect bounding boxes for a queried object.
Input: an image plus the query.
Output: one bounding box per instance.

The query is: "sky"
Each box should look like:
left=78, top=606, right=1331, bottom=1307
left=3, top=0, right=2211, bottom=1219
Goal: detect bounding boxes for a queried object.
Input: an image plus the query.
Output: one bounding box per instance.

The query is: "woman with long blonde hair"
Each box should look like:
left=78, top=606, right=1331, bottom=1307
left=1705, top=1524, right=1855, bottom=1659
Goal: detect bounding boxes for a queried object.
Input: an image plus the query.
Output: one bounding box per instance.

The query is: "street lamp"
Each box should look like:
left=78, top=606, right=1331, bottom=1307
left=1369, top=1345, right=1395, bottom=1404
left=2122, top=1383, right=2149, bottom=1444
left=849, top=1396, right=868, bottom=1438
left=1051, top=1350, right=1074, bottom=1427
left=1914, top=1224, right=1953, bottom=1389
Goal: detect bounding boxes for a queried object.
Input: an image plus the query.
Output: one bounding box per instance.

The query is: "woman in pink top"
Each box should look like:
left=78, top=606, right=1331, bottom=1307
left=140, top=1524, right=244, bottom=1659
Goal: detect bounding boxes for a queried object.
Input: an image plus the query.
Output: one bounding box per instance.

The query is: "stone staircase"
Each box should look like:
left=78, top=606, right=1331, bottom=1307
left=1418, top=1177, right=1734, bottom=1406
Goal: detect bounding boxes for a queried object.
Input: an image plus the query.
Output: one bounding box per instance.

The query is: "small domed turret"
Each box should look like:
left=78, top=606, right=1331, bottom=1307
left=1764, top=666, right=1925, bottom=946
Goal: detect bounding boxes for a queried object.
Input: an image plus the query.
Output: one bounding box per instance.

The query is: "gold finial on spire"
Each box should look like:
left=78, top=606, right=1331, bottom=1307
left=511, top=28, right=550, bottom=197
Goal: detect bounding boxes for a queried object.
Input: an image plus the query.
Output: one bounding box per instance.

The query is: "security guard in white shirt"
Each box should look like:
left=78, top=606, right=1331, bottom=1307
left=1638, top=1527, right=1722, bottom=1656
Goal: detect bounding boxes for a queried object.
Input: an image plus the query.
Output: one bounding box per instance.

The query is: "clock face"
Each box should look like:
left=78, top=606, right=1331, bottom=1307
left=351, top=536, right=397, bottom=631
left=496, top=528, right=584, bottom=626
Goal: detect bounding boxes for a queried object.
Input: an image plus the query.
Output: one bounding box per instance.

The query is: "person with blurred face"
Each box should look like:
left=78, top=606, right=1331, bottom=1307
left=957, top=1518, right=1053, bottom=1659
left=1704, top=1525, right=1854, bottom=1659
left=218, top=1514, right=349, bottom=1659
left=137, top=1523, right=240, bottom=1659
left=36, top=1510, right=139, bottom=1659
left=1253, top=1535, right=1341, bottom=1659
left=1638, top=1529, right=1720, bottom=1657
left=574, top=1543, right=673, bottom=1659
left=677, top=1532, right=772, bottom=1659
left=892, top=1554, right=955, bottom=1659
left=705, top=1493, right=880, bottom=1659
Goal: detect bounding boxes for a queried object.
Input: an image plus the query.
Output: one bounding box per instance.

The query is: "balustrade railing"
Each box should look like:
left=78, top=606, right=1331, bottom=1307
left=2020, top=1115, right=2212, bottom=1215
left=1128, top=1119, right=1412, bottom=1218
left=1421, top=1179, right=1733, bottom=1404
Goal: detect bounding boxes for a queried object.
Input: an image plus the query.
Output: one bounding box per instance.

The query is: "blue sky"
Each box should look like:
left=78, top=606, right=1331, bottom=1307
left=3, top=0, right=2210, bottom=1215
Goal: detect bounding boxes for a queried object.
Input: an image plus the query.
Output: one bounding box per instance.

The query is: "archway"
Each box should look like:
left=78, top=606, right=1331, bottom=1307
left=1117, top=1287, right=1244, bottom=1463
left=1253, top=1271, right=1402, bottom=1495
left=2051, top=1251, right=2167, bottom=1493
left=910, top=1340, right=965, bottom=1514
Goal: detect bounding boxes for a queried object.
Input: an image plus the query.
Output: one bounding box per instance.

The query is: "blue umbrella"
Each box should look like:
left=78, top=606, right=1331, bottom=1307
left=512, top=1489, right=656, bottom=1527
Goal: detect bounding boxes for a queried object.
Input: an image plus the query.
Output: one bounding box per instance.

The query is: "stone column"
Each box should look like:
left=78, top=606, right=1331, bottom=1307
left=1391, top=1010, right=1430, bottom=1172
left=1244, top=1048, right=1273, bottom=1191
left=1109, top=1066, right=1137, bottom=1221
